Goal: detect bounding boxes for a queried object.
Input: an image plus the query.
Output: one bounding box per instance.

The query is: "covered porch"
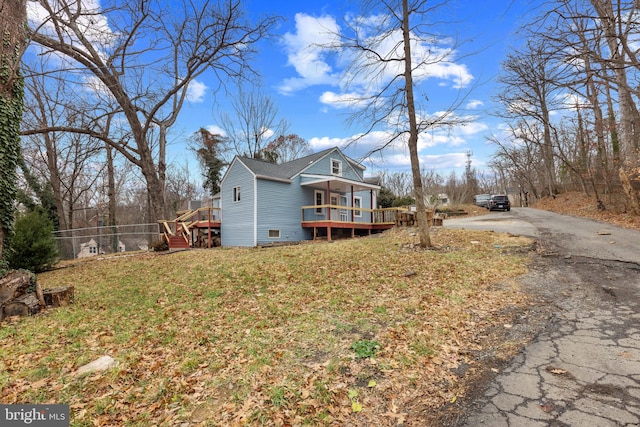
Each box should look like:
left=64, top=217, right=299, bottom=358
left=299, top=174, right=404, bottom=241
left=301, top=204, right=405, bottom=241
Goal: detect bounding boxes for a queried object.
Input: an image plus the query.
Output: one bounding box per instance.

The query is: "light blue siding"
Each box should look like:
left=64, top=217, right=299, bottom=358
left=303, top=150, right=363, bottom=182
left=221, top=160, right=256, bottom=246
left=352, top=189, right=375, bottom=224
left=255, top=177, right=312, bottom=244
left=219, top=149, right=376, bottom=247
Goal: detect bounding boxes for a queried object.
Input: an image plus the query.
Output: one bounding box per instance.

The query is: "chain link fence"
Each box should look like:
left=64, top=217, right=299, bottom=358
left=54, top=223, right=161, bottom=260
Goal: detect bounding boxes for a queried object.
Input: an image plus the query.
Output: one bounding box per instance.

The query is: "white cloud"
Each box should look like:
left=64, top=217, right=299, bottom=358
left=186, top=80, right=208, bottom=103
left=309, top=135, right=351, bottom=150
left=457, top=121, right=489, bottom=136
left=466, top=99, right=484, bottom=109
left=364, top=149, right=472, bottom=172
left=206, top=125, right=227, bottom=137
left=279, top=12, right=474, bottom=112
left=28, top=0, right=116, bottom=44
left=420, top=152, right=469, bottom=169
left=319, top=91, right=370, bottom=109
left=277, top=13, right=342, bottom=94
left=27, top=0, right=117, bottom=63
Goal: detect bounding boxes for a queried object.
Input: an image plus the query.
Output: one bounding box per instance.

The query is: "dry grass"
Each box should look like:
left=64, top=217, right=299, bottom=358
left=1, top=227, right=532, bottom=426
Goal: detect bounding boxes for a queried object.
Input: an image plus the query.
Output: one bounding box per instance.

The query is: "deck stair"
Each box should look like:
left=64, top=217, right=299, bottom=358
left=158, top=207, right=221, bottom=250
left=166, top=234, right=190, bottom=249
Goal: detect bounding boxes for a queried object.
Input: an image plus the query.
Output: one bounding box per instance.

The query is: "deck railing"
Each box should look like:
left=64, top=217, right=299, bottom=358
left=158, top=207, right=221, bottom=241
left=301, top=204, right=407, bottom=224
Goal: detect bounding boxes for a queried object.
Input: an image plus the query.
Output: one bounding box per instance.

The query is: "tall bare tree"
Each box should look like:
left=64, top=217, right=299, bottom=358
left=589, top=0, right=640, bottom=213
left=330, top=0, right=471, bottom=247
left=25, top=0, right=278, bottom=220
left=496, top=40, right=565, bottom=197
left=0, top=0, right=27, bottom=260
left=219, top=86, right=287, bottom=161
left=264, top=134, right=312, bottom=164
left=21, top=65, right=104, bottom=232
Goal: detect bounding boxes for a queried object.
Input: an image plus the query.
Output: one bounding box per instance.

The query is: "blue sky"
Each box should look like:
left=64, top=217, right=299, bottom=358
left=26, top=0, right=537, bottom=183
left=170, top=0, right=536, bottom=180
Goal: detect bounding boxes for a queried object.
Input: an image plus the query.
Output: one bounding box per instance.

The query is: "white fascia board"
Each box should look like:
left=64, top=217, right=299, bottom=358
left=300, top=174, right=381, bottom=191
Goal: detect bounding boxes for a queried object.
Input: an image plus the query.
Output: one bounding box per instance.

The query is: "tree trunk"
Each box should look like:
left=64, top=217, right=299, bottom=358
left=0, top=270, right=33, bottom=305
left=402, top=0, right=431, bottom=248
left=106, top=144, right=119, bottom=252
left=591, top=0, right=640, bottom=214
left=43, top=286, right=74, bottom=307
left=1, top=294, right=41, bottom=320
left=0, top=0, right=27, bottom=260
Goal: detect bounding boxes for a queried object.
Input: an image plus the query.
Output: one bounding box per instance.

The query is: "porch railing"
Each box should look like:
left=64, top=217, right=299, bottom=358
left=301, top=204, right=407, bottom=224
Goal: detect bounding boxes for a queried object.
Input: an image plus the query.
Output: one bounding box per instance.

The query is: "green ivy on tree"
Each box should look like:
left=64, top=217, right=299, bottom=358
left=1, top=3, right=27, bottom=262
left=0, top=60, right=24, bottom=260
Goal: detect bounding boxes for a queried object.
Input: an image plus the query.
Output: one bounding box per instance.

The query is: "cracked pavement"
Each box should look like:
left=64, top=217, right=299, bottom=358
left=445, top=208, right=640, bottom=427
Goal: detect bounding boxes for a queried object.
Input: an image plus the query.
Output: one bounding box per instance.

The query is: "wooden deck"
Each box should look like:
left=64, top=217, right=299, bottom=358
left=158, top=207, right=221, bottom=249
left=301, top=205, right=405, bottom=241
left=159, top=205, right=410, bottom=248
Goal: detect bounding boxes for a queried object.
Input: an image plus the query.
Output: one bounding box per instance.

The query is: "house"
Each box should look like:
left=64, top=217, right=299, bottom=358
left=77, top=238, right=101, bottom=258
left=77, top=238, right=125, bottom=258
left=219, top=147, right=395, bottom=247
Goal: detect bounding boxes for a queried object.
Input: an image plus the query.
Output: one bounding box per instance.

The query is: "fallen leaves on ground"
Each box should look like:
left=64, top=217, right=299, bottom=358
left=1, top=227, right=534, bottom=426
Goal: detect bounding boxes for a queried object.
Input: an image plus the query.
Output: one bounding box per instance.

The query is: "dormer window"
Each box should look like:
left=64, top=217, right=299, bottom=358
left=331, top=159, right=342, bottom=176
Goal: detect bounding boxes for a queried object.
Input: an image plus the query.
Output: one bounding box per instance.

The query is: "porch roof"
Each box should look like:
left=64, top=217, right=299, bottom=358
left=300, top=174, right=381, bottom=193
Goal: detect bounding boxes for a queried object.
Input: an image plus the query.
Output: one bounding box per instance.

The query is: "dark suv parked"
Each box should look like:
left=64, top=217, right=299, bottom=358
left=487, top=195, right=511, bottom=211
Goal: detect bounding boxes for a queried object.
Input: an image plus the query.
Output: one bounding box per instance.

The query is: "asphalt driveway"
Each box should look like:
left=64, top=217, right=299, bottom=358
left=442, top=208, right=640, bottom=426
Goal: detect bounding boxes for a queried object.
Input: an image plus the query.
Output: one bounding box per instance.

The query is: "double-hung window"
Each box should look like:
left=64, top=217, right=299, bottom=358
left=233, top=186, right=241, bottom=202
left=331, top=159, right=342, bottom=176
left=353, top=196, right=362, bottom=217
left=315, top=190, right=325, bottom=214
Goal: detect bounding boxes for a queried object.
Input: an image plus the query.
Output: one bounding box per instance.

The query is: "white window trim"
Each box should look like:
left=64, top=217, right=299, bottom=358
left=315, top=190, right=325, bottom=215
left=331, top=158, right=342, bottom=176
left=233, top=186, right=241, bottom=202
left=354, top=196, right=362, bottom=217
left=268, top=229, right=281, bottom=239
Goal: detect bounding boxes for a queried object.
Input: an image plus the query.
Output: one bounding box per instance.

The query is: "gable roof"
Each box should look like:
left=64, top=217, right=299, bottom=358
left=232, top=147, right=364, bottom=182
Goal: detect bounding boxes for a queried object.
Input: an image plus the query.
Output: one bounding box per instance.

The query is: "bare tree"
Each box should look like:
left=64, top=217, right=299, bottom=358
left=21, top=66, right=104, bottom=232
left=25, top=0, right=278, bottom=220
left=264, top=134, right=312, bottom=164
left=589, top=0, right=640, bottom=213
left=489, top=127, right=544, bottom=200
left=496, top=40, right=566, bottom=197
left=329, top=0, right=472, bottom=247
left=0, top=0, right=27, bottom=260
left=219, top=86, right=287, bottom=161
left=382, top=171, right=414, bottom=197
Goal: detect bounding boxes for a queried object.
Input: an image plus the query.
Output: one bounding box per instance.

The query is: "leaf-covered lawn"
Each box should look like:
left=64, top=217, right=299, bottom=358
left=1, top=227, right=532, bottom=426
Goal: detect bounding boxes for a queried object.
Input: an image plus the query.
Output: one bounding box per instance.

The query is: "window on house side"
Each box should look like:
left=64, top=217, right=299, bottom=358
left=354, top=196, right=362, bottom=217
left=315, top=190, right=324, bottom=214
left=331, top=159, right=342, bottom=176
left=233, top=186, right=241, bottom=202
left=268, top=229, right=280, bottom=238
